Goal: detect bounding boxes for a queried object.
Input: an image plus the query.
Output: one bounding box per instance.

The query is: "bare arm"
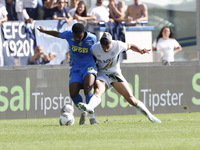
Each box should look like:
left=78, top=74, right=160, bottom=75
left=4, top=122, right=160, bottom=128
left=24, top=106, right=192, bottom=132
left=0, top=15, right=8, bottom=24
left=29, top=53, right=41, bottom=63
left=73, top=14, right=96, bottom=21
left=128, top=44, right=151, bottom=54
left=109, top=1, right=124, bottom=19
left=37, top=26, right=60, bottom=38
left=29, top=52, right=49, bottom=63
left=43, top=53, right=50, bottom=62
left=174, top=45, right=182, bottom=54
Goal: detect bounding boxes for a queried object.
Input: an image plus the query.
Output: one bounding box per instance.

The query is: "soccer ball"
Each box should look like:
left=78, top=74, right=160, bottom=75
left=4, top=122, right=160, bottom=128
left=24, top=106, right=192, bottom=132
left=61, top=104, right=74, bottom=114
left=59, top=112, right=75, bottom=126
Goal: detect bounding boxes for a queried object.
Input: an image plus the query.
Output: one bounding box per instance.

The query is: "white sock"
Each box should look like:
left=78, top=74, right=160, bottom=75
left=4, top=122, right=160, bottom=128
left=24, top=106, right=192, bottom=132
left=88, top=95, right=101, bottom=110
left=90, top=113, right=95, bottom=119
left=136, top=100, right=153, bottom=117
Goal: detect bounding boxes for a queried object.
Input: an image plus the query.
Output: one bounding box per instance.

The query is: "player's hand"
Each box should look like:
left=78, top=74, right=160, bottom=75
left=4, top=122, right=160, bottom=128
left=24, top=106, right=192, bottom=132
left=140, top=49, right=151, bottom=54
left=37, top=26, right=45, bottom=33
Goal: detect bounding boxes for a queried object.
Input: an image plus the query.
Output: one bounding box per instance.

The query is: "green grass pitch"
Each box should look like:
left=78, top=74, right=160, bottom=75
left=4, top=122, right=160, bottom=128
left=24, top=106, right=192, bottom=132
left=0, top=112, right=200, bottom=150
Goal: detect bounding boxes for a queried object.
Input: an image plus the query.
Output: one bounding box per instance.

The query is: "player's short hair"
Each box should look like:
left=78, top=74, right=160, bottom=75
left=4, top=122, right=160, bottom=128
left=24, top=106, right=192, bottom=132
left=72, top=23, right=85, bottom=34
left=100, top=32, right=112, bottom=45
left=100, top=38, right=110, bottom=46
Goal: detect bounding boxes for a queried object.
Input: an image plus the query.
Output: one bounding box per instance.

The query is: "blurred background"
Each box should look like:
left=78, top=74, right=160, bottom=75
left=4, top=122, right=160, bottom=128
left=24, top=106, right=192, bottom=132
left=85, top=0, right=197, bottom=61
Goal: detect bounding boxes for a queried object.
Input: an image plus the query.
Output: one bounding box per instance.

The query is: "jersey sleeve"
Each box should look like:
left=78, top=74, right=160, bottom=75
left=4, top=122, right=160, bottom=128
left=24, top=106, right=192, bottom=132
left=88, top=32, right=97, bottom=44
left=173, top=39, right=180, bottom=49
left=91, top=42, right=101, bottom=57
left=93, top=36, right=97, bottom=44
left=91, top=43, right=97, bottom=56
left=59, top=30, right=70, bottom=39
left=118, top=41, right=128, bottom=52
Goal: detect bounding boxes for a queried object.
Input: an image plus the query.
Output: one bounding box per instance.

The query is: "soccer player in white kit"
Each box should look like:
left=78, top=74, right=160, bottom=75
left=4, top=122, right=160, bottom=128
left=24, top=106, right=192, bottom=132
left=78, top=32, right=162, bottom=123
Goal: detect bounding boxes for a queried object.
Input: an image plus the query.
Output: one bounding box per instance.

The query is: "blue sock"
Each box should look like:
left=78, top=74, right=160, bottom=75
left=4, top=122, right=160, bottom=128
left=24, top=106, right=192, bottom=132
left=72, top=94, right=83, bottom=105
left=85, top=93, right=93, bottom=104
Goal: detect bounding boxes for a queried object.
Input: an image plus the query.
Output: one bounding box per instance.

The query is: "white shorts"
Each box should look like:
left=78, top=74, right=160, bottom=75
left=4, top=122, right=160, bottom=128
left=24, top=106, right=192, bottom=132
left=97, top=71, right=127, bottom=88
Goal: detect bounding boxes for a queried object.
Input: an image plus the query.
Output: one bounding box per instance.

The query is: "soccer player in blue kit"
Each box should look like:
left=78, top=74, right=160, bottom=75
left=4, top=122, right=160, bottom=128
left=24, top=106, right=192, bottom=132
left=37, top=23, right=98, bottom=125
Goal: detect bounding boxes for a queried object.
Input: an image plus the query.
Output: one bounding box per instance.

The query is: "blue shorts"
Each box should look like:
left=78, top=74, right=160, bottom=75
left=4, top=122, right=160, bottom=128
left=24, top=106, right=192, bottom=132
left=69, top=63, right=97, bottom=85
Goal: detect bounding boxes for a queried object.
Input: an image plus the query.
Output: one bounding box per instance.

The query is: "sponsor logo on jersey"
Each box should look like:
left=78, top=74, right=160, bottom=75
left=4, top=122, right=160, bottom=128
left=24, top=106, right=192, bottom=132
left=72, top=45, right=88, bottom=53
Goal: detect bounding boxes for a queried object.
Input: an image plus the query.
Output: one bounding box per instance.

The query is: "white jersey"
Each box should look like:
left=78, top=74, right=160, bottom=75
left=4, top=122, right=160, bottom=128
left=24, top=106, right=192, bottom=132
left=152, top=38, right=180, bottom=62
left=91, top=40, right=128, bottom=74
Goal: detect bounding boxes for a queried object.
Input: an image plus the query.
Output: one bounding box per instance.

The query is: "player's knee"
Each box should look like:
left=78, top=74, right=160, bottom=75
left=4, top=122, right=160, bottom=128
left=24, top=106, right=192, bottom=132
left=94, top=87, right=101, bottom=95
left=83, top=85, right=93, bottom=95
left=70, top=90, right=79, bottom=98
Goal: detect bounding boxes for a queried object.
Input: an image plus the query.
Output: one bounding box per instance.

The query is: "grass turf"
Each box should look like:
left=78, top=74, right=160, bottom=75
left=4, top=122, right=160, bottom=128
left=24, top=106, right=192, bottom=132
left=0, top=112, right=200, bottom=150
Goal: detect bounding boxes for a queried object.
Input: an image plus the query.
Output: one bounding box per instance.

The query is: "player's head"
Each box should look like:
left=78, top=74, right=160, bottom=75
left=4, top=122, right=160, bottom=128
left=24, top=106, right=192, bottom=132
left=72, top=23, right=85, bottom=43
left=100, top=32, right=112, bottom=52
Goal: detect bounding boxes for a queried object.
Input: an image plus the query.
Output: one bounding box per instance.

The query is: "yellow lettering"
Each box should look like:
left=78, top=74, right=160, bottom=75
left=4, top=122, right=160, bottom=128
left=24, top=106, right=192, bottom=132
left=72, top=46, right=77, bottom=52
left=78, top=47, right=82, bottom=53
left=71, top=45, right=88, bottom=53
left=83, top=48, right=88, bottom=53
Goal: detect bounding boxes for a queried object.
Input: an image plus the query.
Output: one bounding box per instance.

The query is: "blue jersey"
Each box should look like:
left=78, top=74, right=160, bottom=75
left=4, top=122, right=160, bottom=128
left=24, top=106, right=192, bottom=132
left=59, top=30, right=97, bottom=68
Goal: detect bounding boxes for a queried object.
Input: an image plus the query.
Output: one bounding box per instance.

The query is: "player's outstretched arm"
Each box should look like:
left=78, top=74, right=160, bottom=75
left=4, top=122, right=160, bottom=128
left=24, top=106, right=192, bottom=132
left=128, top=43, right=151, bottom=54
left=37, top=26, right=60, bottom=38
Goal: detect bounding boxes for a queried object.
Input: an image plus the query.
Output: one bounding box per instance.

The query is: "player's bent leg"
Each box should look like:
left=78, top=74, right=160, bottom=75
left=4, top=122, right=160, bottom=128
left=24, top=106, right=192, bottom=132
left=83, top=74, right=97, bottom=123
left=113, top=82, right=162, bottom=123
left=69, top=82, right=90, bottom=124
left=77, top=94, right=102, bottom=114
left=148, top=115, right=162, bottom=123
left=71, top=94, right=83, bottom=110
left=112, top=82, right=137, bottom=106
left=77, top=102, right=94, bottom=114
left=128, top=97, right=162, bottom=123
left=136, top=101, right=162, bottom=123
left=83, top=73, right=96, bottom=95
left=69, top=82, right=82, bottom=105
left=86, top=80, right=107, bottom=110
left=71, top=95, right=88, bottom=125
left=85, top=93, right=99, bottom=124
left=78, top=80, right=106, bottom=113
